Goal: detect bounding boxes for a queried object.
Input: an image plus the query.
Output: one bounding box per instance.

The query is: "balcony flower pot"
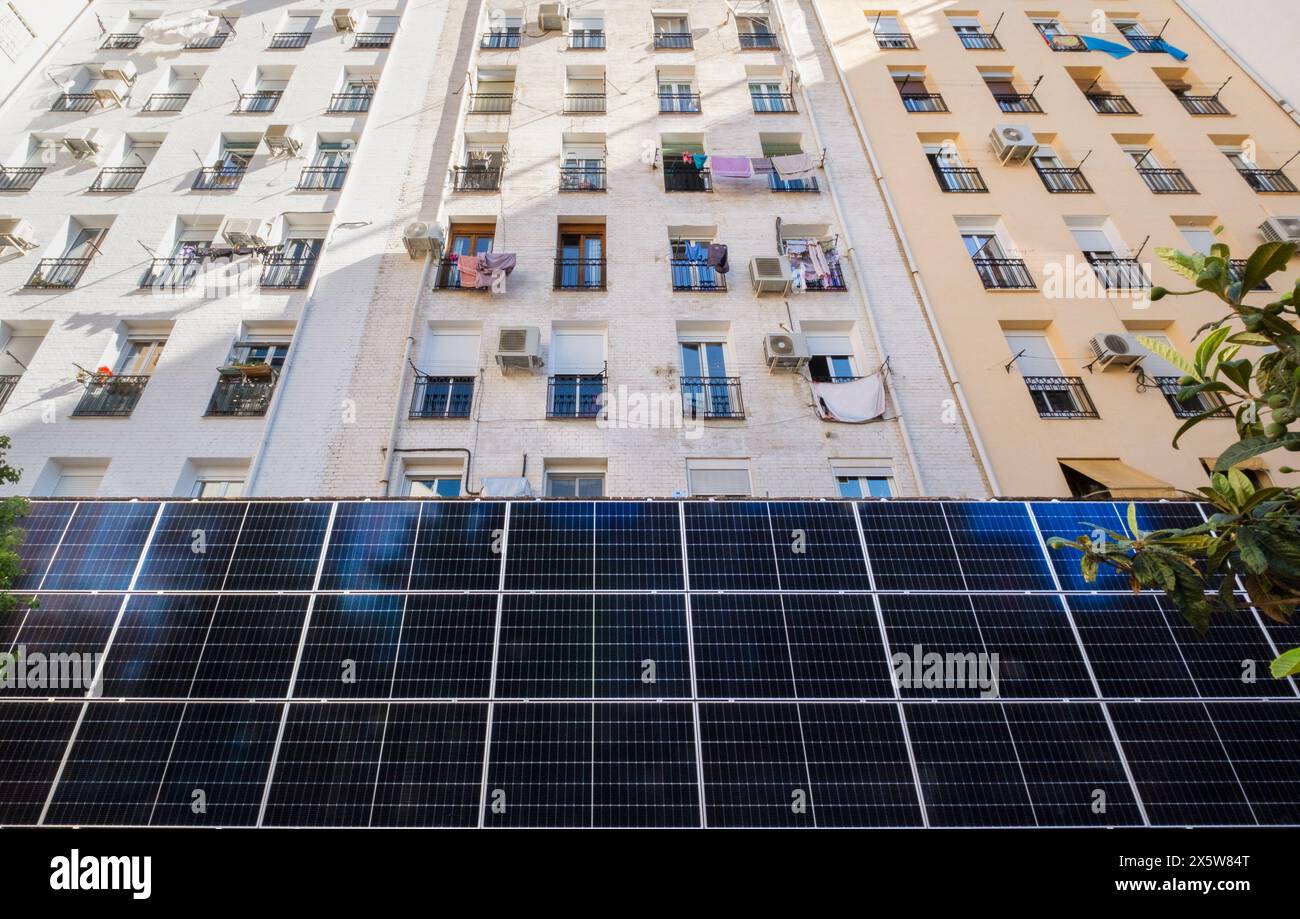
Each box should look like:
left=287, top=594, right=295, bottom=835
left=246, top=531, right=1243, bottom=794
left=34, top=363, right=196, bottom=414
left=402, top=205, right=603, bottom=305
left=219, top=362, right=275, bottom=380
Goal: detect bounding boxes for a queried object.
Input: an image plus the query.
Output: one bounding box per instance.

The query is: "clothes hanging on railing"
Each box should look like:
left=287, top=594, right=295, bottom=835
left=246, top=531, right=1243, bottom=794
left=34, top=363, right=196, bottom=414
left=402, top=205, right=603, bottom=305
left=811, top=372, right=887, bottom=423
left=706, top=243, right=729, bottom=273
left=481, top=252, right=517, bottom=293
left=807, top=241, right=831, bottom=279
left=691, top=153, right=708, bottom=170
left=453, top=253, right=479, bottom=288
left=710, top=155, right=754, bottom=178
left=750, top=157, right=777, bottom=176
left=772, top=153, right=816, bottom=180
left=1079, top=35, right=1133, bottom=58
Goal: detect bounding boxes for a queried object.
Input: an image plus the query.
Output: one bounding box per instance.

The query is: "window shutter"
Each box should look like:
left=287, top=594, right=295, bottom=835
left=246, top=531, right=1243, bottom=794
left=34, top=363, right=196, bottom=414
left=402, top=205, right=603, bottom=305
left=428, top=332, right=479, bottom=374
left=51, top=474, right=103, bottom=497
left=550, top=331, right=605, bottom=374
left=688, top=466, right=751, bottom=496
left=805, top=334, right=852, bottom=356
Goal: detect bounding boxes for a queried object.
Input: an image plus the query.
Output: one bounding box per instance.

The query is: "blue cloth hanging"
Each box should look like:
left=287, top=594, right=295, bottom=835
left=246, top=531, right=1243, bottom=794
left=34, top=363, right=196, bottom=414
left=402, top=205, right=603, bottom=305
left=1153, top=38, right=1189, bottom=61
left=691, top=153, right=708, bottom=170
left=684, top=240, right=707, bottom=261
left=1081, top=35, right=1135, bottom=58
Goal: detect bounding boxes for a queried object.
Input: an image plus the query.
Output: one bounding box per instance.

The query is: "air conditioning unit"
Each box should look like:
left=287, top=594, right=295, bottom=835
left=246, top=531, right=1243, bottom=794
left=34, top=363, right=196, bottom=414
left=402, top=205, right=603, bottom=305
left=331, top=8, right=356, bottom=31
left=750, top=256, right=791, bottom=295
left=0, top=218, right=37, bottom=252
left=89, top=78, right=129, bottom=107
left=402, top=220, right=443, bottom=260
left=262, top=124, right=303, bottom=158
left=99, top=60, right=137, bottom=84
left=1260, top=216, right=1300, bottom=243
left=220, top=217, right=269, bottom=248
left=764, top=332, right=809, bottom=371
left=990, top=124, right=1039, bottom=165
left=495, top=326, right=542, bottom=373
left=62, top=130, right=102, bottom=159
left=537, top=3, right=567, bottom=31
left=1088, top=332, right=1146, bottom=371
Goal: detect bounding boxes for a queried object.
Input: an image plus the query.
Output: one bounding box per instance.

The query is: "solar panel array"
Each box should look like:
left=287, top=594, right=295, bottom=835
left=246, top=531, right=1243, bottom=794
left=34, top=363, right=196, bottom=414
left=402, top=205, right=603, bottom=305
left=2, top=498, right=1297, bottom=828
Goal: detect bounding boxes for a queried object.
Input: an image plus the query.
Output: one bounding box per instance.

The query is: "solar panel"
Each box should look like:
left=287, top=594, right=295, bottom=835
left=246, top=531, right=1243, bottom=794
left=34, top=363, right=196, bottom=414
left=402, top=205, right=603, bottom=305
left=8, top=497, right=1300, bottom=829
left=1028, top=501, right=1129, bottom=592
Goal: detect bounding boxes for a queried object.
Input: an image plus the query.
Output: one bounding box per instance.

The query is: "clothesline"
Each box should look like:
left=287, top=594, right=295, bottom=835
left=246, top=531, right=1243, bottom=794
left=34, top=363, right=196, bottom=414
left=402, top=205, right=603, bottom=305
left=669, top=150, right=821, bottom=181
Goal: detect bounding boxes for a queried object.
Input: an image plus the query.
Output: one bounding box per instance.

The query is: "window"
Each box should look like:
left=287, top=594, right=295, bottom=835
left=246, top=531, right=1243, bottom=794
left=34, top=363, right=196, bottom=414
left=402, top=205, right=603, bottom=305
left=738, top=16, right=777, bottom=49
left=762, top=135, right=817, bottom=191
left=686, top=459, right=752, bottom=497
left=680, top=341, right=740, bottom=418
left=546, top=473, right=605, bottom=497
left=835, top=473, right=892, bottom=498
left=0, top=330, right=44, bottom=379
left=561, top=139, right=606, bottom=189
left=653, top=15, right=691, bottom=49
left=193, top=478, right=244, bottom=498
left=548, top=326, right=606, bottom=417
left=406, top=476, right=461, bottom=498
left=1143, top=333, right=1226, bottom=418
left=440, top=224, right=494, bottom=287
left=118, top=338, right=166, bottom=375
left=894, top=71, right=945, bottom=111
left=925, top=143, right=986, bottom=192
left=749, top=79, right=793, bottom=113
left=555, top=224, right=605, bottom=290
left=659, top=76, right=699, bottom=113
left=949, top=15, right=999, bottom=49
left=870, top=14, right=913, bottom=48
left=1006, top=332, right=1097, bottom=418
left=670, top=233, right=721, bottom=290
left=52, top=472, right=104, bottom=497
left=569, top=14, right=604, bottom=48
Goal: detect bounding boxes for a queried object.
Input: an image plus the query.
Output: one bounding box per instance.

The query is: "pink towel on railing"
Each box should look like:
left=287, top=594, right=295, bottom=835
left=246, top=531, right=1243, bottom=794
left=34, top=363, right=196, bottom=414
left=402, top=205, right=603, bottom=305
left=710, top=155, right=754, bottom=178
left=455, top=253, right=480, bottom=288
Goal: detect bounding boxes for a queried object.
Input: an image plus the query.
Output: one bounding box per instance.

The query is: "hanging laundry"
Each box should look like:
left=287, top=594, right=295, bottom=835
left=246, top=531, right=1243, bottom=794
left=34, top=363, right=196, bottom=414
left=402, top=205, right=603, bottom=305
left=706, top=243, right=729, bottom=274
left=772, top=152, right=816, bottom=180
left=749, top=157, right=777, bottom=176
left=481, top=252, right=517, bottom=293
left=680, top=151, right=693, bottom=164
left=788, top=253, right=807, bottom=291
left=456, top=253, right=480, bottom=288
left=709, top=155, right=754, bottom=178
left=1080, top=35, right=1134, bottom=58
left=807, top=241, right=831, bottom=280
left=811, top=373, right=887, bottom=424
left=1152, top=38, right=1189, bottom=61
left=682, top=240, right=707, bottom=261
left=691, top=153, right=709, bottom=170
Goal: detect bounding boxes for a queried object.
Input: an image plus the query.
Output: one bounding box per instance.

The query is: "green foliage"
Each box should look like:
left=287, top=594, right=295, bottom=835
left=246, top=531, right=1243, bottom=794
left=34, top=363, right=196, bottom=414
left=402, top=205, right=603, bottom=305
left=1048, top=239, right=1300, bottom=676
left=0, top=435, right=31, bottom=614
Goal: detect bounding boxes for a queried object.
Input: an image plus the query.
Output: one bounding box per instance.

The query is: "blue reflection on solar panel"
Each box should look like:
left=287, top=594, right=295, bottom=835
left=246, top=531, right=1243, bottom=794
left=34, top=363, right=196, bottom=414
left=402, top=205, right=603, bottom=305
left=188, top=595, right=307, bottom=698
left=768, top=502, right=870, bottom=591
left=294, top=594, right=403, bottom=699
left=12, top=501, right=74, bottom=590
left=1028, top=501, right=1128, bottom=591
left=223, top=502, right=331, bottom=592
left=40, top=502, right=158, bottom=590
left=101, top=595, right=219, bottom=697
left=318, top=501, right=419, bottom=592
left=942, top=503, right=1055, bottom=591
left=7, top=594, right=122, bottom=696
left=408, top=501, right=503, bottom=591
left=136, top=502, right=247, bottom=591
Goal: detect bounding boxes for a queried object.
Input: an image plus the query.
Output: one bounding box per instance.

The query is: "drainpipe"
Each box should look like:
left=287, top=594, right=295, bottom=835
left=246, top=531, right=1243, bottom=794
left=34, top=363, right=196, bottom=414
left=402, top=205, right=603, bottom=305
left=378, top=250, right=435, bottom=495
left=795, top=0, right=1004, bottom=497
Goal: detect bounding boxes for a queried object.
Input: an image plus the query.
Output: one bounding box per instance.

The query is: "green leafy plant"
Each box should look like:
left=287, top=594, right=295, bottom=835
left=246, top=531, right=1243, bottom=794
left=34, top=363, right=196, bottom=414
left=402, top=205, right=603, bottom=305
left=0, top=435, right=31, bottom=620
left=1048, top=236, right=1300, bottom=673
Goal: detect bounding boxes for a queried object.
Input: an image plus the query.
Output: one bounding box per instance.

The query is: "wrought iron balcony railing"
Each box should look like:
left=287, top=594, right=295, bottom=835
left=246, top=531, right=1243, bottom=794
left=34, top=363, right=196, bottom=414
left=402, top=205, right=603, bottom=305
left=569, top=30, right=605, bottom=48
left=553, top=258, right=606, bottom=290
left=101, top=33, right=143, bottom=49
left=659, top=92, right=701, bottom=113
left=901, top=93, right=948, bottom=112
left=1177, top=94, right=1230, bottom=116
left=875, top=32, right=915, bottom=49
left=327, top=92, right=373, bottom=113
left=0, top=375, right=19, bottom=411
left=353, top=32, right=394, bottom=49
left=51, top=93, right=97, bottom=112
left=664, top=162, right=711, bottom=191
left=184, top=32, right=229, bottom=50
left=0, top=167, right=44, bottom=192
left=1023, top=376, right=1098, bottom=418
left=1123, top=34, right=1167, bottom=53
left=564, top=93, right=606, bottom=113
left=269, top=32, right=311, bottom=49
left=1044, top=33, right=1089, bottom=51
left=259, top=256, right=317, bottom=289
left=193, top=166, right=245, bottom=190
left=654, top=32, right=692, bottom=49
left=468, top=92, right=512, bottom=114
left=297, top=165, right=349, bottom=191
left=548, top=374, right=605, bottom=418
left=739, top=32, right=779, bottom=49
left=72, top=374, right=150, bottom=417
left=410, top=375, right=474, bottom=418
left=1035, top=165, right=1093, bottom=193
left=26, top=257, right=91, bottom=289
left=233, top=90, right=282, bottom=113
left=933, top=165, right=988, bottom=193
left=1155, top=376, right=1229, bottom=419
left=751, top=92, right=796, bottom=113
left=957, top=31, right=1001, bottom=49
left=671, top=260, right=726, bottom=291
left=206, top=373, right=278, bottom=416
left=1085, top=255, right=1151, bottom=289
left=1086, top=93, right=1137, bottom=114
left=803, top=267, right=848, bottom=291
left=770, top=174, right=818, bottom=192
left=451, top=166, right=502, bottom=191
left=972, top=257, right=1035, bottom=289
left=680, top=377, right=743, bottom=419
left=1138, top=167, right=1197, bottom=194
left=560, top=166, right=606, bottom=191
left=994, top=93, right=1043, bottom=113
left=1237, top=168, right=1298, bottom=193
left=481, top=30, right=520, bottom=48
left=89, top=167, right=145, bottom=192
left=434, top=257, right=491, bottom=290
left=141, top=93, right=190, bottom=113
left=139, top=258, right=202, bottom=290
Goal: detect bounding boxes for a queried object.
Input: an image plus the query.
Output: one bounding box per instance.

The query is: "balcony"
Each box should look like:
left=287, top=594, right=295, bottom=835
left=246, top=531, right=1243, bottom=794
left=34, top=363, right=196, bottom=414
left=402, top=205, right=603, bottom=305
left=680, top=377, right=743, bottom=419
left=1237, top=168, right=1298, bottom=194
left=804, top=266, right=848, bottom=291
left=659, top=92, right=701, bottom=113
left=139, top=257, right=202, bottom=290
left=1043, top=33, right=1089, bottom=52
left=874, top=32, right=916, bottom=49
left=297, top=165, right=348, bottom=191
left=481, top=30, right=520, bottom=49
left=141, top=93, right=190, bottom=113
left=468, top=93, right=512, bottom=114
left=451, top=165, right=502, bottom=192
left=51, top=93, right=97, bottom=112
left=101, top=32, right=143, bottom=49
left=434, top=257, right=490, bottom=290
left=1138, top=167, right=1197, bottom=194
left=569, top=30, right=605, bottom=49
left=204, top=369, right=278, bottom=417
left=184, top=33, right=228, bottom=50
left=972, top=258, right=1035, bottom=289
left=327, top=92, right=373, bottom=113
left=1177, top=94, right=1230, bottom=116
left=770, top=174, right=818, bottom=192
left=564, top=93, right=606, bottom=113
left=671, top=260, right=726, bottom=291
left=72, top=374, right=149, bottom=417
left=0, top=375, right=19, bottom=411
left=1123, top=34, right=1167, bottom=53
left=1023, top=377, right=1098, bottom=419
left=25, top=258, right=91, bottom=289
left=410, top=375, right=474, bottom=418
left=901, top=93, right=948, bottom=113
left=269, top=32, right=310, bottom=49
left=1034, top=166, right=1093, bottom=194
left=233, top=91, right=282, bottom=113
left=353, top=32, right=394, bottom=50
left=932, top=166, right=988, bottom=193
left=751, top=92, right=797, bottom=113
left=560, top=165, right=606, bottom=191
left=553, top=258, right=606, bottom=290
left=0, top=167, right=44, bottom=192
left=993, top=93, right=1043, bottom=114
left=1227, top=259, right=1272, bottom=292
left=1085, top=255, right=1150, bottom=290
left=654, top=32, right=692, bottom=49
left=1155, top=377, right=1229, bottom=419
left=192, top=166, right=245, bottom=190
left=664, top=162, right=711, bottom=192
left=548, top=375, right=605, bottom=418
left=958, top=31, right=1001, bottom=50
left=739, top=32, right=779, bottom=50
left=1087, top=93, right=1137, bottom=114
left=259, top=255, right=317, bottom=289
left=88, top=167, right=145, bottom=192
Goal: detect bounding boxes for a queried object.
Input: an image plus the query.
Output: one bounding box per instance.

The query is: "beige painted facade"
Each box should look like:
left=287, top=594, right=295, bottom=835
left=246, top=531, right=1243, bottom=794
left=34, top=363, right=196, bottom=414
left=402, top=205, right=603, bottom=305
left=814, top=0, right=1300, bottom=497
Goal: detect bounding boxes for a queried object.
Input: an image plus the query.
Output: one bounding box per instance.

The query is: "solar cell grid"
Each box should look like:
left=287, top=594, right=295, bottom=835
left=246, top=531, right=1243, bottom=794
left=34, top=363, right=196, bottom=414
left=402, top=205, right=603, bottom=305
left=1204, top=700, right=1300, bottom=825
left=221, top=502, right=332, bottom=593
left=781, top=593, right=893, bottom=698
left=100, top=594, right=219, bottom=697
left=0, top=701, right=81, bottom=825
left=10, top=501, right=75, bottom=590
left=135, top=502, right=246, bottom=592
left=691, top=594, right=797, bottom=699
left=1066, top=593, right=1199, bottom=698
left=768, top=502, right=870, bottom=591
left=941, top=502, right=1056, bottom=592
left=390, top=594, right=496, bottom=699
left=697, top=702, right=814, bottom=828
left=683, top=502, right=780, bottom=591
left=856, top=502, right=964, bottom=591
left=293, top=594, right=404, bottom=699
left=593, top=593, right=691, bottom=698
left=408, top=502, right=504, bottom=591
left=6, top=594, right=124, bottom=697
left=370, top=702, right=487, bottom=827
left=318, top=501, right=420, bottom=592
left=496, top=594, right=593, bottom=697
left=1028, top=501, right=1129, bottom=592
left=187, top=594, right=308, bottom=698
left=39, top=501, right=158, bottom=591
left=595, top=502, right=684, bottom=591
